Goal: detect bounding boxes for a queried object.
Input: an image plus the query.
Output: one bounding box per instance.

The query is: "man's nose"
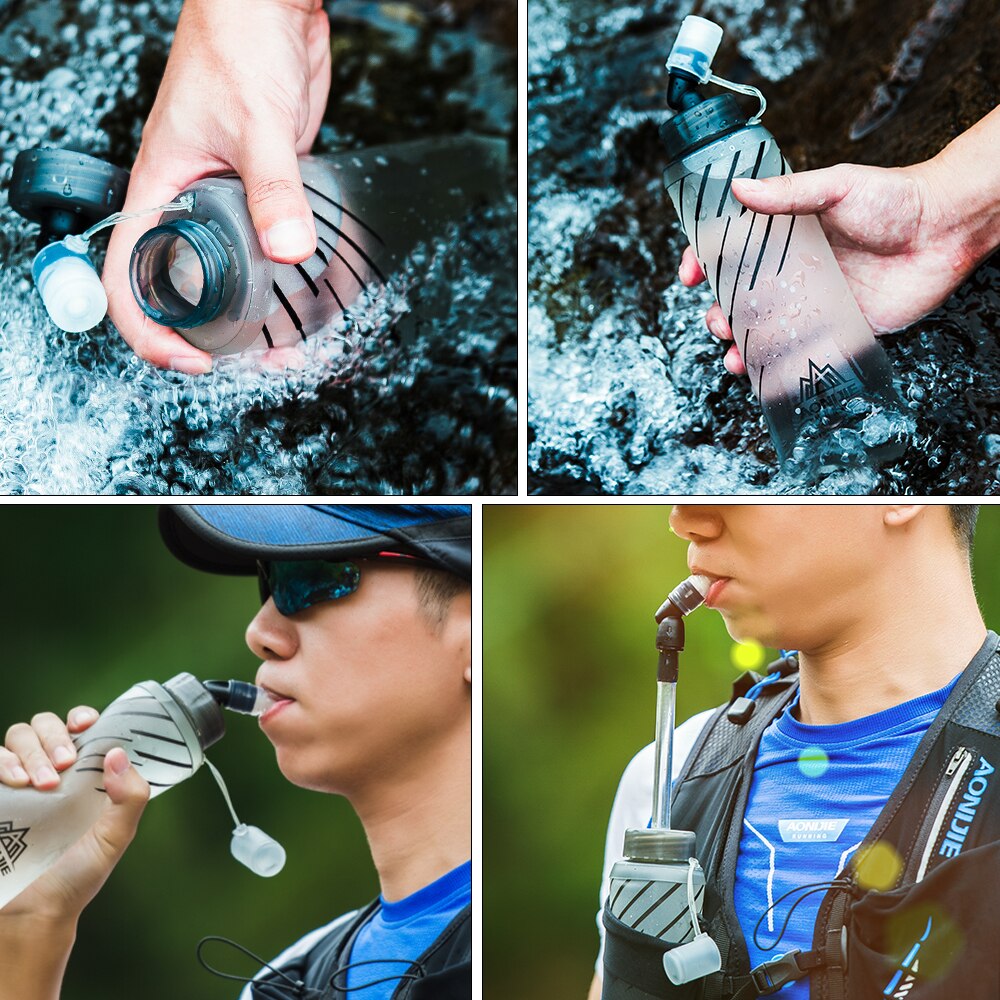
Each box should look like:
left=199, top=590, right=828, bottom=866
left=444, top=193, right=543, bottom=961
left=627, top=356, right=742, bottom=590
left=245, top=599, right=298, bottom=662
left=669, top=505, right=726, bottom=543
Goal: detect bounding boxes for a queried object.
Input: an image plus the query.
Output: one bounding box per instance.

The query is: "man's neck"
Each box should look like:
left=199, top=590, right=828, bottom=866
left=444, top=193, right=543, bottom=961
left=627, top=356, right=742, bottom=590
left=349, top=730, right=471, bottom=903
left=795, top=561, right=987, bottom=726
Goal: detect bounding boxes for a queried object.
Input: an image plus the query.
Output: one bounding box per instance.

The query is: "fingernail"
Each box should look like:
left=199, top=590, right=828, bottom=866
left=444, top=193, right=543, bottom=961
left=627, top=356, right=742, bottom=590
left=735, top=178, right=763, bottom=192
left=10, top=765, right=29, bottom=783
left=53, top=746, right=74, bottom=766
left=108, top=749, right=130, bottom=775
left=70, top=708, right=98, bottom=727
left=264, top=219, right=312, bottom=259
left=169, top=355, right=213, bottom=375
left=37, top=765, right=58, bottom=785
left=709, top=318, right=729, bottom=340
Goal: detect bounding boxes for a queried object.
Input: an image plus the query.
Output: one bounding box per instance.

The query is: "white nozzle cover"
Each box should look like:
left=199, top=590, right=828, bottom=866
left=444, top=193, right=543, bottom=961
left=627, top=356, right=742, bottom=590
left=31, top=242, right=108, bottom=333
left=688, top=574, right=711, bottom=597
left=663, top=933, right=723, bottom=985
left=666, top=15, right=724, bottom=83
left=230, top=823, right=286, bottom=877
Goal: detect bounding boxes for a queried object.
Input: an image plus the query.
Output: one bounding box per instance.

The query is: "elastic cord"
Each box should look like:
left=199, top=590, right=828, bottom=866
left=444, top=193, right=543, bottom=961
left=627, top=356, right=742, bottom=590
left=196, top=936, right=323, bottom=999
left=752, top=879, right=852, bottom=952
left=328, top=957, right=427, bottom=993
left=685, top=857, right=700, bottom=934
left=204, top=757, right=242, bottom=827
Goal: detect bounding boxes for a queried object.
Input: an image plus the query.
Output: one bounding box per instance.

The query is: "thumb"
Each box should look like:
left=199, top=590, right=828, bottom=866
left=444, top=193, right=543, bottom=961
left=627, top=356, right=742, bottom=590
left=731, top=165, right=853, bottom=216
left=89, top=748, right=150, bottom=865
left=233, top=131, right=317, bottom=265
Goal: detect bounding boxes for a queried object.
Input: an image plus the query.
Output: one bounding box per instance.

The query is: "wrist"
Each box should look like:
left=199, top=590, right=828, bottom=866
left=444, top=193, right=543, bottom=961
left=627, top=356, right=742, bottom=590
left=0, top=913, right=77, bottom=1000
left=919, top=121, right=1000, bottom=274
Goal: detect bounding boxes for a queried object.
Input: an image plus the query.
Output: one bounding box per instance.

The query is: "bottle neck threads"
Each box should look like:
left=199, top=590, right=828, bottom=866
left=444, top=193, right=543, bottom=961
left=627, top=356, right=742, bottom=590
left=130, top=218, right=234, bottom=329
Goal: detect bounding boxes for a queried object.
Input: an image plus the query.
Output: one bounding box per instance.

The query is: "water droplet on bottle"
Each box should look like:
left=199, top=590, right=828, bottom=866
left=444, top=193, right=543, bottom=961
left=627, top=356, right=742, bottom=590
left=62, top=182, right=72, bottom=196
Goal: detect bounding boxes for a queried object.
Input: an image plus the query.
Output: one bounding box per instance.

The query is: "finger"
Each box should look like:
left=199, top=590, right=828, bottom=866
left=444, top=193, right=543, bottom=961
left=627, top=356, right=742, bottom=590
left=102, top=152, right=214, bottom=373
left=705, top=302, right=732, bottom=342
left=678, top=245, right=706, bottom=286
left=0, top=747, right=30, bottom=786
left=5, top=722, right=59, bottom=789
left=29, top=711, right=78, bottom=770
left=67, top=706, right=100, bottom=733
left=86, top=749, right=151, bottom=869
left=724, top=343, right=747, bottom=376
left=731, top=165, right=853, bottom=217
left=232, top=122, right=317, bottom=264
left=298, top=9, right=332, bottom=154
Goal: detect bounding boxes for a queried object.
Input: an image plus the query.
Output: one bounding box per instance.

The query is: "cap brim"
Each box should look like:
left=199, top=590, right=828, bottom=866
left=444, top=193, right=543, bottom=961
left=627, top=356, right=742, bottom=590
left=159, top=504, right=472, bottom=580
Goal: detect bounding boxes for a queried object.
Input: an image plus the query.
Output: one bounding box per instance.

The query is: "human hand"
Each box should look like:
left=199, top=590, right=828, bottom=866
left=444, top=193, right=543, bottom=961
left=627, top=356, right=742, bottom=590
left=679, top=160, right=986, bottom=376
left=101, top=0, right=332, bottom=372
left=0, top=708, right=150, bottom=923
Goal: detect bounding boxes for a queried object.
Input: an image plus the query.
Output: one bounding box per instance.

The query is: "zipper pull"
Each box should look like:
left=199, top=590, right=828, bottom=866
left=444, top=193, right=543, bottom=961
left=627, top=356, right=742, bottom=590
left=945, top=746, right=967, bottom=777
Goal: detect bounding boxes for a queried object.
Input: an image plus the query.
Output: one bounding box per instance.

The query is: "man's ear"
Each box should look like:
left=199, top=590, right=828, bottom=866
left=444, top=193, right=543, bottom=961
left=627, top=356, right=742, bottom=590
left=443, top=588, right=472, bottom=682
left=883, top=505, right=926, bottom=530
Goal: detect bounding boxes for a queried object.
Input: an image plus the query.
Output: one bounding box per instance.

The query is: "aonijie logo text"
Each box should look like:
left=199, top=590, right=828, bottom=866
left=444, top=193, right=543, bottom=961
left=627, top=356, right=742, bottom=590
left=883, top=917, right=932, bottom=998
left=939, top=755, right=995, bottom=859
left=0, top=820, right=29, bottom=876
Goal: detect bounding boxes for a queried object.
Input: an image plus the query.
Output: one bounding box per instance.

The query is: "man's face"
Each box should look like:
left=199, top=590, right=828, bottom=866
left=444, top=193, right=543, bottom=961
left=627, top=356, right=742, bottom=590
left=245, top=562, right=471, bottom=797
left=669, top=504, right=909, bottom=650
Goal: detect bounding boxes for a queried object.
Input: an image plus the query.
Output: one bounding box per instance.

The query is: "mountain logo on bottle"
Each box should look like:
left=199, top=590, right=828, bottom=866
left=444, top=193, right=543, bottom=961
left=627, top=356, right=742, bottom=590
left=799, top=358, right=863, bottom=413
left=0, top=821, right=29, bottom=877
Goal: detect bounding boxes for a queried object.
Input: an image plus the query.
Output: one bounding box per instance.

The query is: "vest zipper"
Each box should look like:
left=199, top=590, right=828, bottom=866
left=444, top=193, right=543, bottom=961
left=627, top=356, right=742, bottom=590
left=912, top=746, right=973, bottom=883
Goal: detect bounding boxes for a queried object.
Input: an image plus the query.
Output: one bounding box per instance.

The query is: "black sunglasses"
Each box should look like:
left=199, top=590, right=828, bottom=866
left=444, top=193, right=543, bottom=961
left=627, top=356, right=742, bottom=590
left=257, top=560, right=362, bottom=616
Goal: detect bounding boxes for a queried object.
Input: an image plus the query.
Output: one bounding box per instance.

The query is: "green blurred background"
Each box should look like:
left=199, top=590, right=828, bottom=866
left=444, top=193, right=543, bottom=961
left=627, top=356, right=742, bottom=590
left=2, top=504, right=376, bottom=998
left=483, top=503, right=1000, bottom=999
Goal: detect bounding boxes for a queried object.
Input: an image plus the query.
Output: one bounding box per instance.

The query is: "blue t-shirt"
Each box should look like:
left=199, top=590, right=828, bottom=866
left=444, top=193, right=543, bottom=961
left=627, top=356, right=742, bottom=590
left=346, top=860, right=471, bottom=999
left=734, top=674, right=960, bottom=996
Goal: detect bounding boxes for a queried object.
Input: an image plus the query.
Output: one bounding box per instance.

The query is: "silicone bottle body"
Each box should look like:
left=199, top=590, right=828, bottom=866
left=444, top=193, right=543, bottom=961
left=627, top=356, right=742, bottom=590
left=0, top=673, right=223, bottom=909
left=664, top=121, right=902, bottom=464
left=130, top=137, right=508, bottom=355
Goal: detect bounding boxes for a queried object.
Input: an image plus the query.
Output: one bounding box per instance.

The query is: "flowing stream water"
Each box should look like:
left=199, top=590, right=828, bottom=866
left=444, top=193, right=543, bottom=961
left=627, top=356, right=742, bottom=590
left=0, top=0, right=515, bottom=494
left=529, top=0, right=1000, bottom=494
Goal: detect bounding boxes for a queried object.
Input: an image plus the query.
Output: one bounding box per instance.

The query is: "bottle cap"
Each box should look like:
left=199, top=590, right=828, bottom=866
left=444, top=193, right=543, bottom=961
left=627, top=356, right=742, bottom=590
left=663, top=933, right=723, bottom=985
left=230, top=824, right=286, bottom=877
left=31, top=242, right=108, bottom=332
left=660, top=95, right=747, bottom=164
left=666, top=16, right=724, bottom=83
left=623, top=828, right=696, bottom=862
left=163, top=672, right=226, bottom=750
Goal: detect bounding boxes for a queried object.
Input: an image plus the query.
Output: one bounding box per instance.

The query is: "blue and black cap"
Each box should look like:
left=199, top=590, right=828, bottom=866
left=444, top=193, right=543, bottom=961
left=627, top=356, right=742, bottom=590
left=159, top=504, right=472, bottom=580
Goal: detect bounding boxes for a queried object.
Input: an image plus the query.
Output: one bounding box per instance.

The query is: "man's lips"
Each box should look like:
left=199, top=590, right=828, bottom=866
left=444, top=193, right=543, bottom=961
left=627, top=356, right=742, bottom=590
left=690, top=570, right=731, bottom=607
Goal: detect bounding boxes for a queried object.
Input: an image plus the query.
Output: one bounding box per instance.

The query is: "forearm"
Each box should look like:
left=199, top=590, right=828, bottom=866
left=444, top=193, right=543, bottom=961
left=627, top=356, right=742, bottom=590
left=923, top=104, right=1000, bottom=271
left=0, top=915, right=77, bottom=1000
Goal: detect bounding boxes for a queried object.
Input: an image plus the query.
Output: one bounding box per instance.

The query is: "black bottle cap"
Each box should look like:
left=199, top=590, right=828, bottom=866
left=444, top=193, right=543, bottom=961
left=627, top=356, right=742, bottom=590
left=8, top=148, right=129, bottom=248
left=660, top=94, right=747, bottom=164
left=164, top=672, right=226, bottom=750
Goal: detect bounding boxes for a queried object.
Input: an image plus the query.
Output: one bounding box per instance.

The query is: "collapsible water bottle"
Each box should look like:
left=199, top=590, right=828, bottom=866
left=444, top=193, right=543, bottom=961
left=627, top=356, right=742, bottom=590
left=605, top=830, right=720, bottom=995
left=129, top=136, right=508, bottom=354
left=0, top=673, right=223, bottom=909
left=661, top=16, right=904, bottom=466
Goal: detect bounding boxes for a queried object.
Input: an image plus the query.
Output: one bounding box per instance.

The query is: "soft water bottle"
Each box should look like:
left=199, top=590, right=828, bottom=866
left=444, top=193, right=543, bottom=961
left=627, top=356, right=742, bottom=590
left=605, top=829, right=720, bottom=996
left=661, top=16, right=904, bottom=466
left=0, top=672, right=224, bottom=909
left=129, top=136, right=508, bottom=354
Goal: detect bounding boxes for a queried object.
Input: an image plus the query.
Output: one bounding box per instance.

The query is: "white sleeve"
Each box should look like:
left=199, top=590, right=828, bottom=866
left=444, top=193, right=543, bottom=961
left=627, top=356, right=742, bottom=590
left=236, top=910, right=359, bottom=999
left=594, top=707, right=717, bottom=974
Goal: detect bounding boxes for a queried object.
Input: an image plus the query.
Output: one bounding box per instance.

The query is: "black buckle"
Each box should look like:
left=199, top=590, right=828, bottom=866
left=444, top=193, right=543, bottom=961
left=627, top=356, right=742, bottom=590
left=749, top=950, right=808, bottom=995
left=727, top=696, right=756, bottom=724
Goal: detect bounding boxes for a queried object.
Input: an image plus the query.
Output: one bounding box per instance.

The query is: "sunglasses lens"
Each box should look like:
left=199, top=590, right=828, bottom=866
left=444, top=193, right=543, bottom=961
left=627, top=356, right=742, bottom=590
left=264, top=561, right=362, bottom=615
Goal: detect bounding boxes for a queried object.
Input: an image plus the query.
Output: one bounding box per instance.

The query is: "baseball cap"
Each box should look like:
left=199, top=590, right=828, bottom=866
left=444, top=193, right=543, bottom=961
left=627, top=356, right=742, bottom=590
left=159, top=504, right=472, bottom=580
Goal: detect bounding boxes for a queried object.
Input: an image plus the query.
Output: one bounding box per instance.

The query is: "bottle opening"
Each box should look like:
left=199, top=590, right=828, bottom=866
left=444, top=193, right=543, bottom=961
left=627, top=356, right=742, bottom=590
left=130, top=219, right=233, bottom=329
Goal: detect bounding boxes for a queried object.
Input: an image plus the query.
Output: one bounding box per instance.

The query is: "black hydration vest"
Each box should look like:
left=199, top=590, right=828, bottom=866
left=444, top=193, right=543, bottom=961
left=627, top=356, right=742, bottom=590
left=603, top=632, right=1000, bottom=1000
left=249, top=901, right=471, bottom=1000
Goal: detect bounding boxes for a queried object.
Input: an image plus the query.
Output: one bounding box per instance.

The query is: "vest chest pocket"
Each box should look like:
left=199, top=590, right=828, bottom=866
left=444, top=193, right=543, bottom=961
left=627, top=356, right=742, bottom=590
left=846, top=841, right=1000, bottom=999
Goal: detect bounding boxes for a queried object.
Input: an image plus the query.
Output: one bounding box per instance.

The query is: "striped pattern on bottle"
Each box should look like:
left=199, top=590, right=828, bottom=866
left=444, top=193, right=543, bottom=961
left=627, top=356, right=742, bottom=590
left=608, top=876, right=703, bottom=944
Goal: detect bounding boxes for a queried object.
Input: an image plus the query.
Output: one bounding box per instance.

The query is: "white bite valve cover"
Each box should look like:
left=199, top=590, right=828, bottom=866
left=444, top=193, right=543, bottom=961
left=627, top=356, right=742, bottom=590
left=667, top=15, right=724, bottom=82
left=663, top=933, right=723, bottom=985
left=230, top=823, right=286, bottom=877
left=31, top=241, right=109, bottom=333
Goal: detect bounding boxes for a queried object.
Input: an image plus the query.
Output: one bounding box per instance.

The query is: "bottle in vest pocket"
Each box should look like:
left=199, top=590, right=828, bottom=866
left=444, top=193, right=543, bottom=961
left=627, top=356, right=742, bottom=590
left=608, top=829, right=720, bottom=987
left=0, top=673, right=224, bottom=909
left=128, top=136, right=508, bottom=355
left=660, top=16, right=905, bottom=467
